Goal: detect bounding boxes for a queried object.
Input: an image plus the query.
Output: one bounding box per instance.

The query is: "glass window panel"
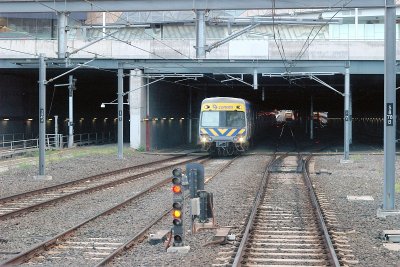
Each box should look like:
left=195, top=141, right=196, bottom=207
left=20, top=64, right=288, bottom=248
left=226, top=111, right=245, bottom=127
left=201, top=112, right=220, bottom=127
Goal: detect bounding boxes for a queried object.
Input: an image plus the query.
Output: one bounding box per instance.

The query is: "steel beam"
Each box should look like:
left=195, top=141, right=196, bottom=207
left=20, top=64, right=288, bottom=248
left=206, top=23, right=260, bottom=52
left=0, top=0, right=385, bottom=12
left=4, top=59, right=393, bottom=75
left=118, top=65, right=124, bottom=159
left=383, top=0, right=396, bottom=211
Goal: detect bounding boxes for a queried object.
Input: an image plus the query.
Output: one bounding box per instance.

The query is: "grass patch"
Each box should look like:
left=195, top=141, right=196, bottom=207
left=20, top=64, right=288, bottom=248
left=396, top=183, right=400, bottom=193
left=350, top=154, right=363, bottom=161
left=18, top=162, right=34, bottom=169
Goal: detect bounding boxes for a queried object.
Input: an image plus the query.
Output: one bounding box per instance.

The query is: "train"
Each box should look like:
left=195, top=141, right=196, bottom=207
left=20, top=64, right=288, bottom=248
left=198, top=97, right=255, bottom=156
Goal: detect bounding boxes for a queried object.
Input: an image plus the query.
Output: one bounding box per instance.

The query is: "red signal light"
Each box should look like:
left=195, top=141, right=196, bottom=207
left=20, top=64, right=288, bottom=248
left=172, top=185, right=182, bottom=193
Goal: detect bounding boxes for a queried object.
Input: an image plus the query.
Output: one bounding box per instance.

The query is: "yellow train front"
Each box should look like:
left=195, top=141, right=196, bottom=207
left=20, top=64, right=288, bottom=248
left=199, top=97, right=254, bottom=156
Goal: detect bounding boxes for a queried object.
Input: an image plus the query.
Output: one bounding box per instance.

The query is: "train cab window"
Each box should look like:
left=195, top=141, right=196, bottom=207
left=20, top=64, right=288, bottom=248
left=201, top=111, right=220, bottom=127
left=201, top=111, right=245, bottom=127
left=226, top=111, right=245, bottom=127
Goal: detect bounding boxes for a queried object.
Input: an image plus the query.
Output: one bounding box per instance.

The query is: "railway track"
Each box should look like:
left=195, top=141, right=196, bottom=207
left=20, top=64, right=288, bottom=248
left=0, top=157, right=237, bottom=266
left=0, top=154, right=205, bottom=220
left=231, top=153, right=341, bottom=267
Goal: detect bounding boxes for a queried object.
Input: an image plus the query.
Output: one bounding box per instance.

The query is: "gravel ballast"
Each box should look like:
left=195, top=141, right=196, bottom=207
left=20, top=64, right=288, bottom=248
left=313, top=154, right=400, bottom=267
left=1, top=145, right=400, bottom=266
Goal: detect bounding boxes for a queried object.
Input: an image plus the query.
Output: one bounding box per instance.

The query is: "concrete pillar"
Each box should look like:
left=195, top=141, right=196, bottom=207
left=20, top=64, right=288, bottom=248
left=57, top=12, right=68, bottom=59
left=195, top=10, right=206, bottom=59
left=129, top=69, right=146, bottom=150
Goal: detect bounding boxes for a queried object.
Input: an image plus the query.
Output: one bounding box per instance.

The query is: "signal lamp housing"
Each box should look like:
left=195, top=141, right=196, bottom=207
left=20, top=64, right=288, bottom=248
left=174, top=235, right=182, bottom=242
left=173, top=202, right=183, bottom=209
left=172, top=168, right=182, bottom=177
left=172, top=185, right=182, bottom=193
left=173, top=219, right=182, bottom=226
left=173, top=209, right=182, bottom=218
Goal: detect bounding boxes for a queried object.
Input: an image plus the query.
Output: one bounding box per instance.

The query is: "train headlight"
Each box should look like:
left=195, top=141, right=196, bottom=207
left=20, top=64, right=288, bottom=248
left=201, top=134, right=210, bottom=143
left=234, top=135, right=245, bottom=143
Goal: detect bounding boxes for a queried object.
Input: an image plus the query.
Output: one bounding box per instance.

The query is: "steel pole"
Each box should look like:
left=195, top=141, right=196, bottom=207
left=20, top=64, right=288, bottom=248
left=57, top=12, right=67, bottom=59
left=54, top=115, right=59, bottom=149
left=310, top=96, right=313, bottom=140
left=38, top=54, right=46, bottom=175
left=188, top=89, right=192, bottom=144
left=195, top=10, right=206, bottom=59
left=118, top=66, right=124, bottom=159
left=68, top=75, right=74, bottom=148
left=349, top=88, right=353, bottom=145
left=383, top=0, right=396, bottom=210
left=344, top=66, right=350, bottom=160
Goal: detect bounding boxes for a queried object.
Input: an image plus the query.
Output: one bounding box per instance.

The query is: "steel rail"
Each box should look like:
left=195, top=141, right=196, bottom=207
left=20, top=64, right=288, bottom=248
left=0, top=155, right=206, bottom=220
left=0, top=156, right=211, bottom=266
left=231, top=154, right=278, bottom=267
left=0, top=154, right=186, bottom=203
left=95, top=156, right=240, bottom=267
left=302, top=154, right=340, bottom=267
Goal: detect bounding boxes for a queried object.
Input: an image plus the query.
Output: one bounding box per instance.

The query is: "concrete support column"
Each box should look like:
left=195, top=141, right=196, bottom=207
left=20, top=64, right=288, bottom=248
left=129, top=69, right=146, bottom=150
left=117, top=66, right=124, bottom=159
left=310, top=96, right=313, bottom=140
left=195, top=10, right=206, bottom=59
left=57, top=12, right=68, bottom=59
left=383, top=0, right=397, bottom=211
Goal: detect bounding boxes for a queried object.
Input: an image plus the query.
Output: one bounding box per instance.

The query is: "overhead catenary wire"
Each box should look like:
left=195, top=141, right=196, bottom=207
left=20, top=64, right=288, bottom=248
left=292, top=0, right=353, bottom=67
left=271, top=0, right=290, bottom=74
left=75, top=0, right=243, bottom=88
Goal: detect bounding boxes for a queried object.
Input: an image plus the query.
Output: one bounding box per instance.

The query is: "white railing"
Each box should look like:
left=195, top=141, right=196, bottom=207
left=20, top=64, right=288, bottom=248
left=0, top=132, right=115, bottom=158
left=0, top=39, right=395, bottom=60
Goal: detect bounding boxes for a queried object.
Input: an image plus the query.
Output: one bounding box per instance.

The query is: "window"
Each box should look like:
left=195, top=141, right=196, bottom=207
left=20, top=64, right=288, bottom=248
left=201, top=111, right=245, bottom=127
left=201, top=111, right=220, bottom=127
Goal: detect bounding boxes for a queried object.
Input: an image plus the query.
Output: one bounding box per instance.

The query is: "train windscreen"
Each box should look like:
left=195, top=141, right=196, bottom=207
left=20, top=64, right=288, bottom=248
left=201, top=111, right=245, bottom=127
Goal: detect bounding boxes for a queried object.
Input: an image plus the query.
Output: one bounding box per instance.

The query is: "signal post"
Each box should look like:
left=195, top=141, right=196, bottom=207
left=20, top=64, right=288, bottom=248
left=167, top=168, right=190, bottom=253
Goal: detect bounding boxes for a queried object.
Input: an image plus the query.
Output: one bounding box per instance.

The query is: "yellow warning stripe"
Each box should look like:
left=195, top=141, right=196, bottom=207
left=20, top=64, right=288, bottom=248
left=218, top=129, right=228, bottom=135
left=238, top=128, right=245, bottom=134
left=200, top=128, right=207, bottom=134
left=227, top=129, right=237, bottom=137
left=209, top=129, right=219, bottom=136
